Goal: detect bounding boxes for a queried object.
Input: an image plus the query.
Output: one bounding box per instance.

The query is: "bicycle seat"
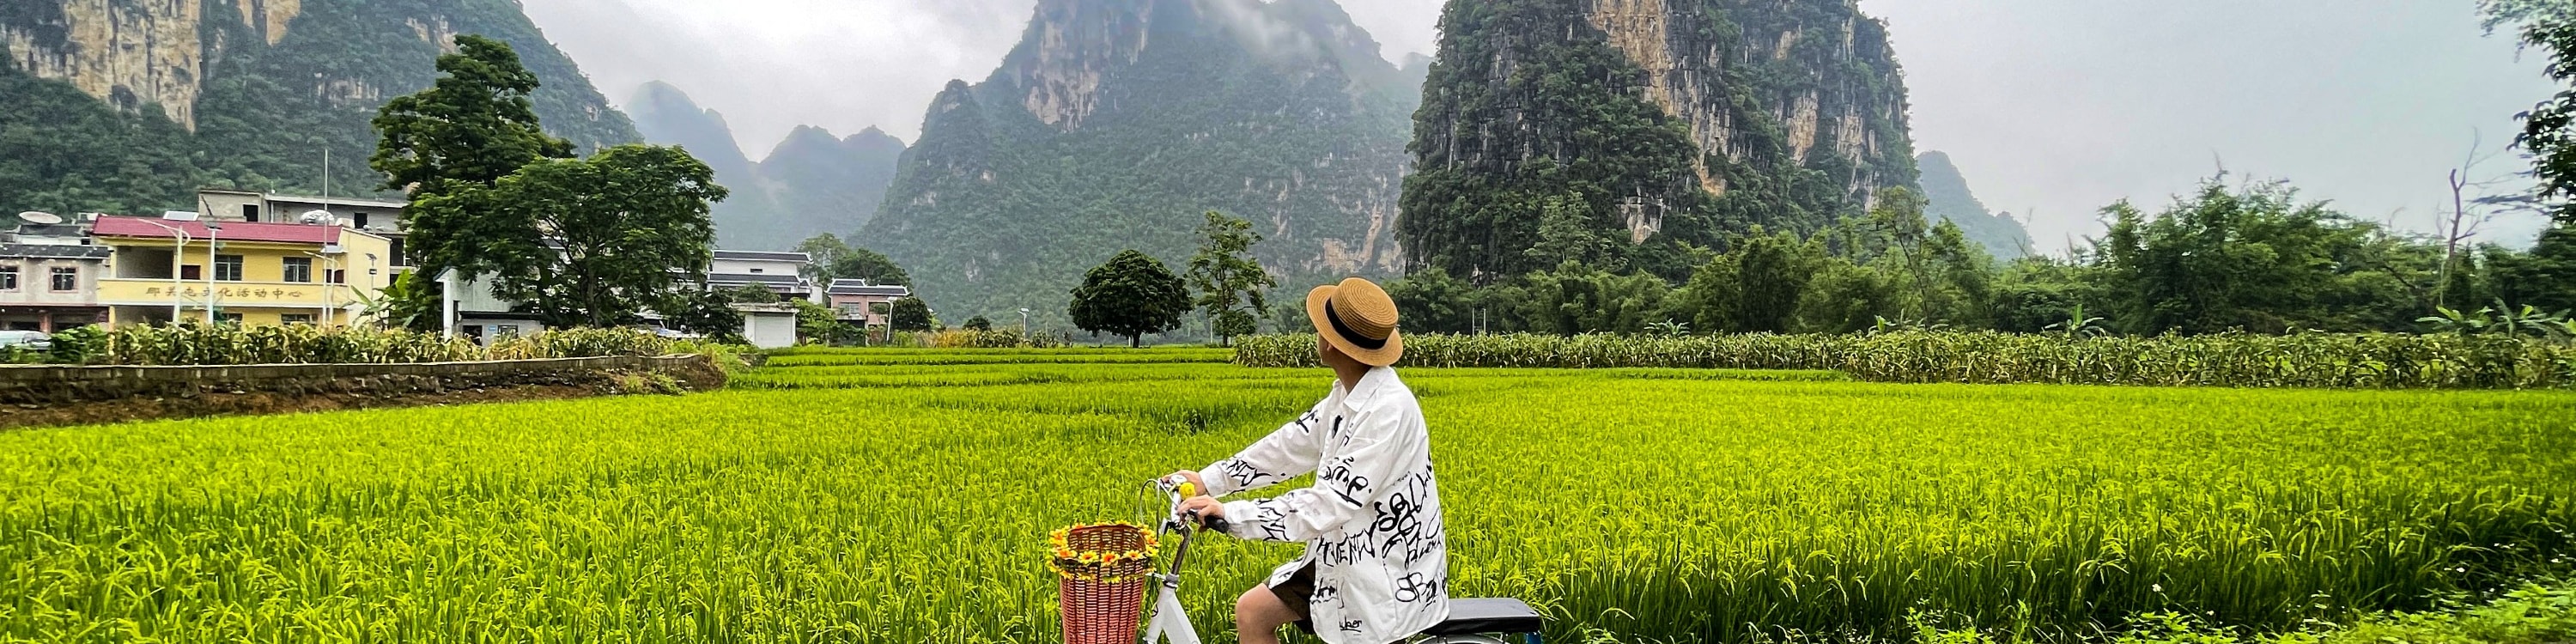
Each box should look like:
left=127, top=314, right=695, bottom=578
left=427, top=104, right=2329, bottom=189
left=1420, top=598, right=1543, bottom=635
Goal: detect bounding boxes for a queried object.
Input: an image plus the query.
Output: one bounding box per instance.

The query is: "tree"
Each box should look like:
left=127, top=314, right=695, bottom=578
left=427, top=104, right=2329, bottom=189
left=794, top=234, right=854, bottom=279
left=370, top=35, right=576, bottom=328
left=827, top=247, right=912, bottom=287
left=723, top=284, right=782, bottom=305
left=890, top=296, right=934, bottom=332
left=1386, top=266, right=1479, bottom=333
left=371, top=35, right=572, bottom=198
left=2501, top=10, right=2576, bottom=313
left=963, top=315, right=993, bottom=331
left=1069, top=250, right=1190, bottom=348
left=1185, top=211, right=1278, bottom=346
left=664, top=289, right=745, bottom=343
left=407, top=144, right=727, bottom=328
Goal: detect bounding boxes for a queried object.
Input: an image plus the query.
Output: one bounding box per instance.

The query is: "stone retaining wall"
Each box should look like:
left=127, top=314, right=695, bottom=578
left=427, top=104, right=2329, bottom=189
left=0, top=355, right=726, bottom=407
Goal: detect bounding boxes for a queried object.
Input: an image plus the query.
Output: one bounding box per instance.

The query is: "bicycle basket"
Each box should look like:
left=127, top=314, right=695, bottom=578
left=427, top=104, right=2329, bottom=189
left=1049, top=522, right=1157, bottom=644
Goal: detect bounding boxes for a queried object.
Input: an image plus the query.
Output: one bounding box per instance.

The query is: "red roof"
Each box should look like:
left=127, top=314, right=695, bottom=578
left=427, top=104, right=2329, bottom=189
left=92, top=216, right=343, bottom=245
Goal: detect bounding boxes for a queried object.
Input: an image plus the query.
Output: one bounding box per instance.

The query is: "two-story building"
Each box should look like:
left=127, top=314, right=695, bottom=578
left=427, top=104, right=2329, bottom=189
left=708, top=250, right=817, bottom=302
left=92, top=214, right=395, bottom=326
left=827, top=279, right=912, bottom=326
left=0, top=241, right=110, bottom=331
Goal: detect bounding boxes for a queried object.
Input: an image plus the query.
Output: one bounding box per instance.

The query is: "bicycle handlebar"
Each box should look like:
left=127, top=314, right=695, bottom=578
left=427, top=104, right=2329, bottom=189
left=1154, top=476, right=1232, bottom=533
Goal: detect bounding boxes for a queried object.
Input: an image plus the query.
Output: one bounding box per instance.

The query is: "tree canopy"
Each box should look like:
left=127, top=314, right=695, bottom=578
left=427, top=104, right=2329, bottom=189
left=408, top=144, right=726, bottom=328
left=371, top=35, right=574, bottom=198
left=1186, top=211, right=1277, bottom=346
left=1069, top=250, right=1191, bottom=348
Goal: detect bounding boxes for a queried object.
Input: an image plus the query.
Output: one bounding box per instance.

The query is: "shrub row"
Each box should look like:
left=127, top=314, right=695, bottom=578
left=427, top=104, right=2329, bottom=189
left=1234, top=331, right=2576, bottom=389
left=48, top=325, right=676, bottom=366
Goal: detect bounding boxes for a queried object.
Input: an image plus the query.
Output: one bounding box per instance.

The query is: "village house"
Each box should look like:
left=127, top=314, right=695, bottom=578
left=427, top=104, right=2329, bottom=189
left=91, top=214, right=394, bottom=327
left=0, top=228, right=111, bottom=331
left=827, top=279, right=912, bottom=326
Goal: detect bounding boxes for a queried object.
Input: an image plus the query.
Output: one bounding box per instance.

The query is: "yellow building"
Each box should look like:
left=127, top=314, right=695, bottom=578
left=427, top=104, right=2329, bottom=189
left=92, top=215, right=394, bottom=326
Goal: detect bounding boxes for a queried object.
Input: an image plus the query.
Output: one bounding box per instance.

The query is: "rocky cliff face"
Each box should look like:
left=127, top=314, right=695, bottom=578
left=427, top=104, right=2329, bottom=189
left=864, top=0, right=1416, bottom=325
left=1403, top=0, right=1917, bottom=280
left=0, top=0, right=635, bottom=216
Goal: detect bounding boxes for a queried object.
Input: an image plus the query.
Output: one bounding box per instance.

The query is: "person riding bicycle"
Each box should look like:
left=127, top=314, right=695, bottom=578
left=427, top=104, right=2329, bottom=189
left=1168, top=277, right=1449, bottom=644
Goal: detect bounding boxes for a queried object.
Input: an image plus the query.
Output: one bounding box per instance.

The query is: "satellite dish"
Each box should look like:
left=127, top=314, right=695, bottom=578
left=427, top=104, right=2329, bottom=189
left=15, top=211, right=61, bottom=225
left=300, top=210, right=336, bottom=225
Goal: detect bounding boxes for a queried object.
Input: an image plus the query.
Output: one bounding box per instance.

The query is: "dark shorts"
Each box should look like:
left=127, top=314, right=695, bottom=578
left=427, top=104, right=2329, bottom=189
left=1268, top=561, right=1319, bottom=634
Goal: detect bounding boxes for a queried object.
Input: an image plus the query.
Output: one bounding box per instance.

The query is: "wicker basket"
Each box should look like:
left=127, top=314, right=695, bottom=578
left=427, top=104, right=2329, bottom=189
left=1050, top=523, right=1156, bottom=644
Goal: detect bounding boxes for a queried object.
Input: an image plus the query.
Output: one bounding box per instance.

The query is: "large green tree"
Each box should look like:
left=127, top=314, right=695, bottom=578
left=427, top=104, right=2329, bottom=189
left=890, top=297, right=934, bottom=332
left=371, top=35, right=574, bottom=198
left=2500, top=9, right=2576, bottom=313
left=370, top=35, right=576, bottom=330
left=1186, top=212, right=1277, bottom=346
left=1069, top=250, right=1191, bottom=348
left=408, top=144, right=726, bottom=328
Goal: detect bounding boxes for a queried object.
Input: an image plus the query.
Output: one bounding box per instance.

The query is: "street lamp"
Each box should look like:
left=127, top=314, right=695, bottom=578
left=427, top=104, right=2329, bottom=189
left=1019, top=307, right=1031, bottom=333
left=203, top=222, right=223, bottom=325
left=132, top=218, right=191, bottom=325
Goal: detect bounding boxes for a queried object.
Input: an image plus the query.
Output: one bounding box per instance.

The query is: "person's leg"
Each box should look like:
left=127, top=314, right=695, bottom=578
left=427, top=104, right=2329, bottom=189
left=1235, top=585, right=1302, bottom=644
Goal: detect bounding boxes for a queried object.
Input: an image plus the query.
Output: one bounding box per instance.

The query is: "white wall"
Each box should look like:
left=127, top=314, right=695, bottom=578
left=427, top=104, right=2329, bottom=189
left=712, top=258, right=802, bottom=276
left=744, top=311, right=797, bottom=349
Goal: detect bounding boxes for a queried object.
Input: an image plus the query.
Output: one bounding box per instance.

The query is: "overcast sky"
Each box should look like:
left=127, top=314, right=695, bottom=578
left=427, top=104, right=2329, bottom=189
left=519, top=0, right=2559, bottom=250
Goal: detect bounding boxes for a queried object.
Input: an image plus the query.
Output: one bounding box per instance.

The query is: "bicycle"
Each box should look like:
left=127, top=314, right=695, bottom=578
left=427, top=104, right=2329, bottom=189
left=1145, top=476, right=1544, bottom=644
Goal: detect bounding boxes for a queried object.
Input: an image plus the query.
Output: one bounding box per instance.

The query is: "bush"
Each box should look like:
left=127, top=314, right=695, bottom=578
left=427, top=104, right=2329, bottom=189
left=927, top=329, right=1067, bottom=349
left=1234, top=331, right=2576, bottom=390
left=85, top=324, right=676, bottom=366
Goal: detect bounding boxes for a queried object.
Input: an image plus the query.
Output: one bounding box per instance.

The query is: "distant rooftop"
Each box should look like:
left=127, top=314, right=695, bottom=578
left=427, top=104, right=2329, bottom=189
left=828, top=278, right=910, bottom=297
left=708, top=273, right=805, bottom=287
left=203, top=188, right=407, bottom=210
left=92, top=216, right=343, bottom=245
left=714, top=250, right=811, bottom=263
left=0, top=244, right=108, bottom=259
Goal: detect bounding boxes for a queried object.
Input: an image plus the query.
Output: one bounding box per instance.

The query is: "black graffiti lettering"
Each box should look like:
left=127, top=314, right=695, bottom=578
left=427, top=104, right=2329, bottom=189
left=1340, top=619, right=1364, bottom=634
left=1311, top=584, right=1340, bottom=606
left=1393, top=573, right=1443, bottom=604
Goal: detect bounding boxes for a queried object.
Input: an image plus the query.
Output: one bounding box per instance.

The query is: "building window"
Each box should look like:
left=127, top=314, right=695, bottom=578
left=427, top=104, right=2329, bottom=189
left=354, top=212, right=370, bottom=228
left=281, top=313, right=315, bottom=325
left=283, top=257, right=313, bottom=283
left=216, top=313, right=244, bottom=325
left=0, top=265, right=17, bottom=291
left=49, top=267, right=76, bottom=292
left=241, top=204, right=260, bottom=222
left=389, top=239, right=410, bottom=266
left=327, top=269, right=348, bottom=284
left=181, top=264, right=203, bottom=281
left=215, top=255, right=244, bottom=282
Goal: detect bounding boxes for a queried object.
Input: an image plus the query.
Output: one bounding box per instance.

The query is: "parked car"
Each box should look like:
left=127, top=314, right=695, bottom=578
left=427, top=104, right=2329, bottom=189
left=0, top=331, right=52, bottom=350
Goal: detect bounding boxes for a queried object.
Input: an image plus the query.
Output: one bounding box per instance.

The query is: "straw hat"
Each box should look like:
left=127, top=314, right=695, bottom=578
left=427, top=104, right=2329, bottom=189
left=1305, top=277, right=1403, bottom=367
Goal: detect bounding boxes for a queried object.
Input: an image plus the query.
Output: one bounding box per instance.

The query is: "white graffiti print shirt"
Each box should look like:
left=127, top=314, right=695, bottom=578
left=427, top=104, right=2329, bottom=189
left=1203, top=367, right=1449, bottom=644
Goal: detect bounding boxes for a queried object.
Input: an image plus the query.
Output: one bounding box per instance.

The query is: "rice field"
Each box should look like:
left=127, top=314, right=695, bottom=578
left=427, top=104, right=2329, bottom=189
left=2, top=349, right=2571, bottom=643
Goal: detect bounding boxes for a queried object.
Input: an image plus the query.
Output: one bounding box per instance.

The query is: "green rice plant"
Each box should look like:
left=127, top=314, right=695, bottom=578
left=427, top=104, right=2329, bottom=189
left=1, top=357, right=2570, bottom=643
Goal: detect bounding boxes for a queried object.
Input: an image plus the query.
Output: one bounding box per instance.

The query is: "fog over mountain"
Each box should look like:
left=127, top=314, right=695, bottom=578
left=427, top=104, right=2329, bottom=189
left=519, top=0, right=2561, bottom=253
